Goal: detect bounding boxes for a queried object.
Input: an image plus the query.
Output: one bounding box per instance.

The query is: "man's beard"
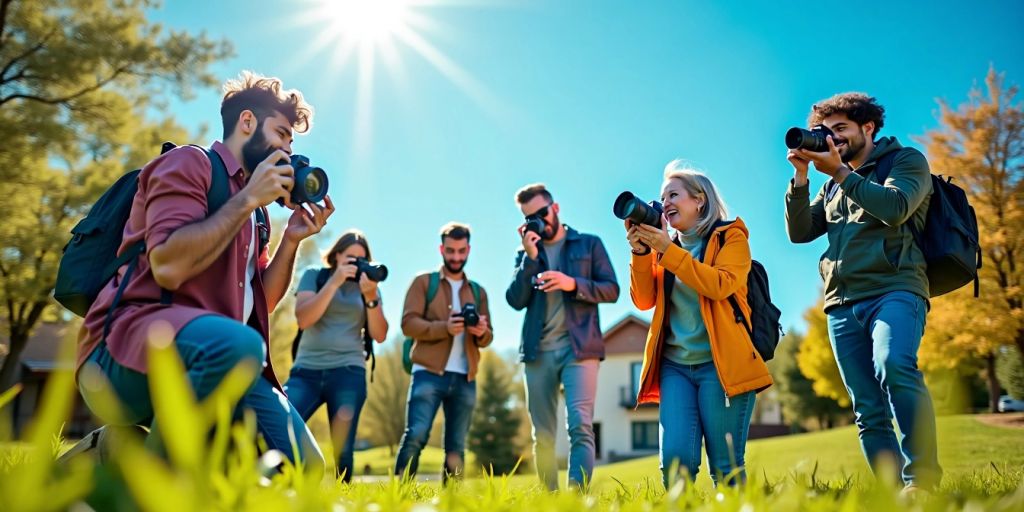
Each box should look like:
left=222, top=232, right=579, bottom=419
left=541, top=213, right=562, bottom=241
left=242, top=123, right=276, bottom=174
left=443, top=258, right=467, bottom=274
left=838, top=131, right=866, bottom=163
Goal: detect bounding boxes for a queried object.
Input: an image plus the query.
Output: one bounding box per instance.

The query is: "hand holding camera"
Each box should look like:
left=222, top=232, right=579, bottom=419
left=518, top=224, right=542, bottom=260
left=446, top=311, right=466, bottom=336
left=785, top=125, right=847, bottom=179
left=245, top=149, right=296, bottom=209
left=533, top=270, right=576, bottom=293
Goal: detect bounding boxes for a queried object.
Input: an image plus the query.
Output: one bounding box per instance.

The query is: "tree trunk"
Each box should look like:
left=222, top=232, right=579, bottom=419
left=0, top=330, right=28, bottom=392
left=985, top=354, right=1000, bottom=413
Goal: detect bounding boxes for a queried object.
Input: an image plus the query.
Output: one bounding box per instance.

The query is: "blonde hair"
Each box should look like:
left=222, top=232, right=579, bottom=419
left=663, top=160, right=729, bottom=237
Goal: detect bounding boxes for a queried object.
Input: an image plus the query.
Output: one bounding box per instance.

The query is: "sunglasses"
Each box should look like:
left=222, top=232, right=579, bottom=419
left=525, top=205, right=551, bottom=220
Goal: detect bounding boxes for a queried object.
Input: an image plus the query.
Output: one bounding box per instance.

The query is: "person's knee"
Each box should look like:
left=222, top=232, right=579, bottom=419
left=218, top=325, right=265, bottom=371
left=567, top=419, right=595, bottom=445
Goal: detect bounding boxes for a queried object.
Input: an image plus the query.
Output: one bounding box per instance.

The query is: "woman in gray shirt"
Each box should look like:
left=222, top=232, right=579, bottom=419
left=285, top=230, right=388, bottom=482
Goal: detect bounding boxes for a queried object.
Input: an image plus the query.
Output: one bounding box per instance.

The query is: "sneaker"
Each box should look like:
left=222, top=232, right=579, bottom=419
left=55, top=424, right=148, bottom=465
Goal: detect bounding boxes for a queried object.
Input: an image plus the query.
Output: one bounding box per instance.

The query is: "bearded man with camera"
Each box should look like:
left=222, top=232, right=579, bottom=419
left=505, top=183, right=619, bottom=491
left=395, top=222, right=494, bottom=482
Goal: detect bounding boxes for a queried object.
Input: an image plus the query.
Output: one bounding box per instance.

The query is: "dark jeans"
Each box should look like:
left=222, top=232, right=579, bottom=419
left=827, top=290, right=942, bottom=488
left=285, top=365, right=367, bottom=482
left=394, top=370, right=476, bottom=481
left=77, top=314, right=324, bottom=472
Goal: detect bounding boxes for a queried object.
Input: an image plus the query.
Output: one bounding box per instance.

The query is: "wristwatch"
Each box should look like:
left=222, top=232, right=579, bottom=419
left=365, top=298, right=380, bottom=309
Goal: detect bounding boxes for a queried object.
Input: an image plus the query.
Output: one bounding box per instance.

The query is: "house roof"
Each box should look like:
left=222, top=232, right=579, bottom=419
left=0, top=321, right=73, bottom=370
left=602, top=314, right=651, bottom=356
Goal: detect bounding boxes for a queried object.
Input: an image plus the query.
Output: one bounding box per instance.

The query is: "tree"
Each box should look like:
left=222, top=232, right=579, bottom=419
left=0, top=0, right=232, bottom=391
left=357, top=340, right=411, bottom=455
left=467, top=350, right=524, bottom=475
left=771, top=329, right=849, bottom=430
left=996, top=346, right=1024, bottom=400
left=796, top=299, right=851, bottom=407
left=918, top=67, right=1023, bottom=412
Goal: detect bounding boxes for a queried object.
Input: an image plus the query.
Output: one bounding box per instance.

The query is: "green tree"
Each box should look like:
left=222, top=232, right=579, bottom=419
left=996, top=347, right=1024, bottom=400
left=918, top=67, right=1023, bottom=412
left=468, top=350, right=523, bottom=474
left=0, top=0, right=232, bottom=390
left=771, top=329, right=849, bottom=430
left=796, top=299, right=851, bottom=407
left=358, top=340, right=411, bottom=455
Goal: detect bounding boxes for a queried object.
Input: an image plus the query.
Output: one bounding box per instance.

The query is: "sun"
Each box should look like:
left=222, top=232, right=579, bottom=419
left=315, top=0, right=413, bottom=45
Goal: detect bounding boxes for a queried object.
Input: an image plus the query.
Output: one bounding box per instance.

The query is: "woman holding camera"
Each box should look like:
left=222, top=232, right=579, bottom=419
left=625, top=162, right=772, bottom=488
left=286, top=229, right=388, bottom=482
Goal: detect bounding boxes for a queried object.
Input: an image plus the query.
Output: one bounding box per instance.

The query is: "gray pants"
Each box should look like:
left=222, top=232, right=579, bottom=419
left=524, top=343, right=599, bottom=490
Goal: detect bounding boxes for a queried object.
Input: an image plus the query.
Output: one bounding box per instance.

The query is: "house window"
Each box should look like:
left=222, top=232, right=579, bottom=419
left=632, top=421, right=658, bottom=451
left=630, top=361, right=643, bottom=397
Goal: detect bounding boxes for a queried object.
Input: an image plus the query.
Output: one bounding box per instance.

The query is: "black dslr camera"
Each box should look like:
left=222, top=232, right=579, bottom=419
left=456, top=303, right=480, bottom=327
left=524, top=215, right=546, bottom=237
left=613, top=191, right=663, bottom=228
left=276, top=154, right=329, bottom=205
left=785, top=124, right=834, bottom=153
left=350, top=257, right=388, bottom=282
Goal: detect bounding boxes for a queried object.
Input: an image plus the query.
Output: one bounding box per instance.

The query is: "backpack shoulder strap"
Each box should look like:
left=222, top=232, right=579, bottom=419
left=468, top=280, right=482, bottom=305
left=425, top=272, right=441, bottom=307
left=201, top=146, right=230, bottom=214
left=314, top=267, right=331, bottom=292
left=871, top=149, right=903, bottom=185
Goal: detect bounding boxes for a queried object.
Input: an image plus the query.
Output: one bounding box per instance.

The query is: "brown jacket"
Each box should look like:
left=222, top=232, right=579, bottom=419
left=401, top=267, right=494, bottom=380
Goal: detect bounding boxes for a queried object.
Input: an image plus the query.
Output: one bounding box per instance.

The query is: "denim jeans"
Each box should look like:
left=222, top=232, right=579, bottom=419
left=658, top=359, right=755, bottom=488
left=827, top=290, right=942, bottom=488
left=523, top=343, right=599, bottom=490
left=285, top=365, right=367, bottom=482
left=77, top=314, right=324, bottom=471
left=394, top=370, right=476, bottom=481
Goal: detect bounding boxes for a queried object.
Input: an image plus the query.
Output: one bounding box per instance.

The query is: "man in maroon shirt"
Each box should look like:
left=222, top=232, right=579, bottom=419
left=73, top=72, right=333, bottom=471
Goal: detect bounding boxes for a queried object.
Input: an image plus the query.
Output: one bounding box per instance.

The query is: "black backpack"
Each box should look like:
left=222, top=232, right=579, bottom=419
left=706, top=231, right=784, bottom=362
left=827, top=149, right=983, bottom=297
left=54, top=143, right=267, bottom=322
left=290, top=268, right=376, bottom=380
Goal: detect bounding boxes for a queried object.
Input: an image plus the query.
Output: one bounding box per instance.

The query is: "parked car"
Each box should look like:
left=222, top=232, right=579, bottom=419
left=997, top=395, right=1024, bottom=413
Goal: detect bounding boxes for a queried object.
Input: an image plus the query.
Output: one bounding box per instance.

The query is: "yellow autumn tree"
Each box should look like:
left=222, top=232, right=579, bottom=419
left=918, top=67, right=1024, bottom=412
left=796, top=298, right=851, bottom=407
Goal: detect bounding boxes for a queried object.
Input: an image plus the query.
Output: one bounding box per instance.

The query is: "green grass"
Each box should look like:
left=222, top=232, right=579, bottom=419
left=2, top=347, right=1023, bottom=511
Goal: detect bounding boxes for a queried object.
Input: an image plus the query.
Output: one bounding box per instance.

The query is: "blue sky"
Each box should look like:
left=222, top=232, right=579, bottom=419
left=149, top=0, right=1024, bottom=354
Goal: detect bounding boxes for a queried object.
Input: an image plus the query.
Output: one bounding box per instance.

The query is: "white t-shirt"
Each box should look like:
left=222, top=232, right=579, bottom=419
left=412, top=277, right=468, bottom=374
left=241, top=213, right=257, bottom=322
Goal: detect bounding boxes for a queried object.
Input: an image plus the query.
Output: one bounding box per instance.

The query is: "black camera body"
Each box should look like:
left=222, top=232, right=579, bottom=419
left=457, top=303, right=480, bottom=327
left=531, top=273, right=547, bottom=290
left=350, top=257, right=388, bottom=283
left=275, top=154, right=329, bottom=205
left=524, top=216, right=546, bottom=237
left=785, top=124, right=834, bottom=153
left=613, top=191, right=664, bottom=228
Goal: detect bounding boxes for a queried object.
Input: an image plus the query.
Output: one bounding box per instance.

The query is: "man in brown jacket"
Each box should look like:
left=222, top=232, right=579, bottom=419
left=394, top=222, right=494, bottom=481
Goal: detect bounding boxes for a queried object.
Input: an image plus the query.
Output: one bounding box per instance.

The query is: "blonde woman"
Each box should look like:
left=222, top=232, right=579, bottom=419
left=626, top=161, right=772, bottom=487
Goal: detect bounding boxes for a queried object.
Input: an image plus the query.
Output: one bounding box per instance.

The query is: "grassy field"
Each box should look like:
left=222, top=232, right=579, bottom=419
left=2, top=353, right=1023, bottom=511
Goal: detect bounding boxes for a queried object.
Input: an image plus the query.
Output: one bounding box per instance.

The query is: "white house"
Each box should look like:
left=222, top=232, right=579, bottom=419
left=552, top=314, right=786, bottom=465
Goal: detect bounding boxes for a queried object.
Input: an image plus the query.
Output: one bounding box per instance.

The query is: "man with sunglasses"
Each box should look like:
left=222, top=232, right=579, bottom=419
left=506, top=183, right=619, bottom=491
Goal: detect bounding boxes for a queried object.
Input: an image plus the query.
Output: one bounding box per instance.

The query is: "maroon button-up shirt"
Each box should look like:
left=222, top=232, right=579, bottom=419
left=79, top=141, right=278, bottom=386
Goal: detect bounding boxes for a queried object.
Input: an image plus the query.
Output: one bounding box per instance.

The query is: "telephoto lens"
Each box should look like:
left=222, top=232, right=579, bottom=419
left=276, top=155, right=329, bottom=205
left=459, top=303, right=480, bottom=327
left=352, top=257, right=388, bottom=282
left=785, top=124, right=834, bottom=152
left=613, top=192, right=663, bottom=228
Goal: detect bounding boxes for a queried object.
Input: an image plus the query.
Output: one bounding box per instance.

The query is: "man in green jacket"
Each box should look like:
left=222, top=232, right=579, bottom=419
left=785, top=93, right=941, bottom=493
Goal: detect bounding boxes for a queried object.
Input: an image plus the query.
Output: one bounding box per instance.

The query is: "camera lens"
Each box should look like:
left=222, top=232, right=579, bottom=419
left=613, top=191, right=663, bottom=228
left=785, top=125, right=833, bottom=152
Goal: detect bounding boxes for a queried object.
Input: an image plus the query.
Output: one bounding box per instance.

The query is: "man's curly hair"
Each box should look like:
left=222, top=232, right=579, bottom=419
left=809, top=92, right=885, bottom=138
left=220, top=71, right=314, bottom=138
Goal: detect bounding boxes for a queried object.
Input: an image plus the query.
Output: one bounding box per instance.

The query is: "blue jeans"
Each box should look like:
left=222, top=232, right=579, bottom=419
left=394, top=370, right=476, bottom=480
left=523, top=343, right=599, bottom=490
left=827, top=290, right=942, bottom=488
left=285, top=365, right=367, bottom=482
left=659, top=359, right=755, bottom=487
left=77, top=315, right=324, bottom=472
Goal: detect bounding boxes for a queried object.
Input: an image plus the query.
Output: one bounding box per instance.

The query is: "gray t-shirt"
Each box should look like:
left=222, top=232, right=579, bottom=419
left=539, top=238, right=571, bottom=352
left=292, top=267, right=369, bottom=370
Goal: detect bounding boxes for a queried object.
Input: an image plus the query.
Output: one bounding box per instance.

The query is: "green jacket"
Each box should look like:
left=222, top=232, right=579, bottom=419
left=785, top=137, right=932, bottom=311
